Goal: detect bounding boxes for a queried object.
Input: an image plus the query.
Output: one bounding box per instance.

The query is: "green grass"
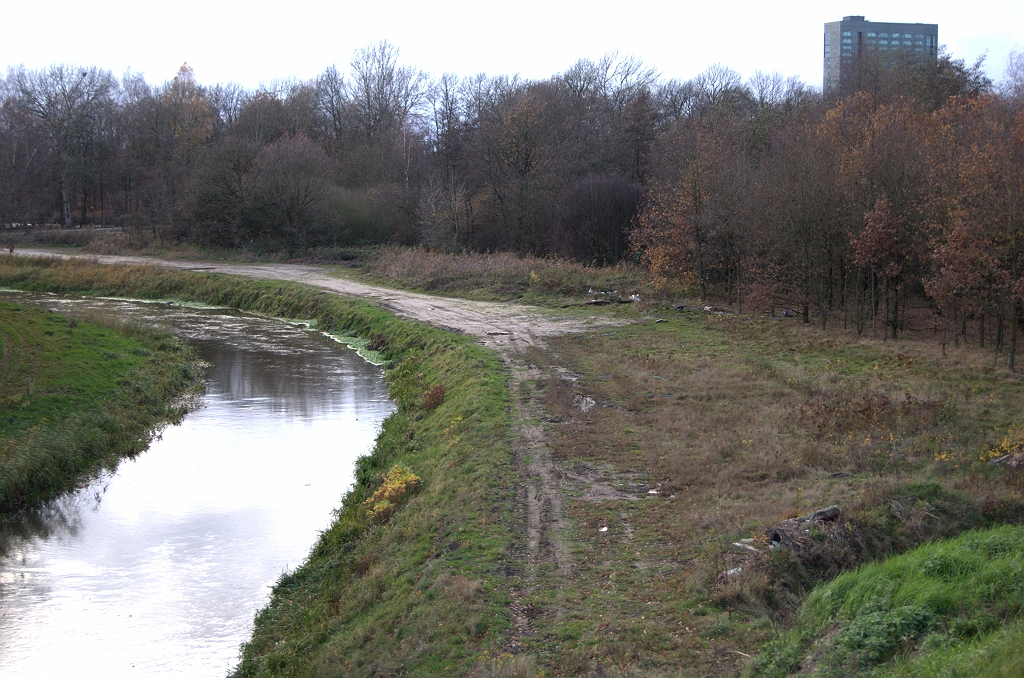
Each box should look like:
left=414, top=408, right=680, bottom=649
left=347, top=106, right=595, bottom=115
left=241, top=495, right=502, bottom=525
left=0, top=255, right=519, bottom=676
left=0, top=300, right=204, bottom=513
left=879, top=618, right=1024, bottom=677
left=6, top=254, right=1024, bottom=676
left=751, top=525, right=1024, bottom=677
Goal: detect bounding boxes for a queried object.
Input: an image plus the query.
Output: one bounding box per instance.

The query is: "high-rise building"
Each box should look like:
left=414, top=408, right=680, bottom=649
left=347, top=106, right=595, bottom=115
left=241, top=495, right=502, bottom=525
left=824, top=16, right=938, bottom=94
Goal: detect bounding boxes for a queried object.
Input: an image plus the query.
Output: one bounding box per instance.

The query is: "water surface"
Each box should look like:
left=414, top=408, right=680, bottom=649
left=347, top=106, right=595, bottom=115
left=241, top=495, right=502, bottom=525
left=0, top=295, right=393, bottom=676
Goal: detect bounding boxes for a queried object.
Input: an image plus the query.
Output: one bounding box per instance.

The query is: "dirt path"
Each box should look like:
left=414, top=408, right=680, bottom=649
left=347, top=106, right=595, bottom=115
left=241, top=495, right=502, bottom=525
left=18, top=249, right=615, bottom=348
left=17, top=248, right=615, bottom=647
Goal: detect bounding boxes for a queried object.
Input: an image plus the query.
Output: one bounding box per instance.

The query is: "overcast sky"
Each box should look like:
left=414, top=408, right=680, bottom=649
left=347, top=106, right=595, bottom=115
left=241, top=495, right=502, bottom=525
left=1, top=1, right=1020, bottom=90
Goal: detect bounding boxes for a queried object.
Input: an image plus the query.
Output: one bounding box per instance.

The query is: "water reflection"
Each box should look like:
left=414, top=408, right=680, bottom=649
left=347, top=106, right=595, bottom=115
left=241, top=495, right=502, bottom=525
left=0, top=294, right=394, bottom=676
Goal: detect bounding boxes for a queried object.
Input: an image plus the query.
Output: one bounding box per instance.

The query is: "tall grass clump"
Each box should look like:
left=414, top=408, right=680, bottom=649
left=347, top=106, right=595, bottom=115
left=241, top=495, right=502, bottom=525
left=752, top=525, right=1024, bottom=677
left=361, top=245, right=649, bottom=302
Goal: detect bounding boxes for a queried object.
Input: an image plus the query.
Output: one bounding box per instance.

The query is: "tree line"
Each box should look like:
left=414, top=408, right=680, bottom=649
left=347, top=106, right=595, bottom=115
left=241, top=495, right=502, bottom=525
left=2, top=43, right=1023, bottom=362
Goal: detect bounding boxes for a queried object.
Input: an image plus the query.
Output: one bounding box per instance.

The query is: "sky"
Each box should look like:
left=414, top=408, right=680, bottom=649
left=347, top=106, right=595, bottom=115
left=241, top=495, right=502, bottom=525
left=0, top=1, right=1021, bottom=90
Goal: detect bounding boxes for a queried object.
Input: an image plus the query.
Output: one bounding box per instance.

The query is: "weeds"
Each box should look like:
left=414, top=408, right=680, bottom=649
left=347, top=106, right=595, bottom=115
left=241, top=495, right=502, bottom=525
left=362, top=464, right=419, bottom=522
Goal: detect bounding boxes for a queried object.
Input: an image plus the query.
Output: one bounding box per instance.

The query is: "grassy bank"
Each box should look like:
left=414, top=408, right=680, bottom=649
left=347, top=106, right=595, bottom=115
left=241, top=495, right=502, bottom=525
left=0, top=299, right=204, bottom=514
left=0, top=256, right=519, bottom=675
left=752, top=524, right=1024, bottom=676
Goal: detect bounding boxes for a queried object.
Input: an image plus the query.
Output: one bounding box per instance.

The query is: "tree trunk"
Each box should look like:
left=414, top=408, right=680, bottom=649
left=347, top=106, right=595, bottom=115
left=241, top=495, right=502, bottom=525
left=883, top=278, right=889, bottom=342
left=953, top=306, right=960, bottom=348
left=942, top=308, right=948, bottom=358
left=995, top=311, right=1004, bottom=367
left=61, top=169, right=72, bottom=228
left=871, top=271, right=877, bottom=340
left=1010, top=300, right=1019, bottom=371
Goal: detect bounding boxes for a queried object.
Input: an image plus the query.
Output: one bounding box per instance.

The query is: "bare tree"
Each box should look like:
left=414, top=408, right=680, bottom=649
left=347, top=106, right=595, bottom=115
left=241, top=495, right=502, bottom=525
left=427, top=72, right=465, bottom=183
left=417, top=175, right=468, bottom=251
left=315, top=65, right=349, bottom=146
left=207, top=81, right=250, bottom=140
left=12, top=64, right=115, bottom=227
left=1002, top=48, right=1024, bottom=106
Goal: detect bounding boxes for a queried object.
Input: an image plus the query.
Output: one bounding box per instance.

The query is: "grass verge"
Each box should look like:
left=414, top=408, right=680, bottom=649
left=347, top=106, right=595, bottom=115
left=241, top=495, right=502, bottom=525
left=0, top=300, right=204, bottom=514
left=751, top=525, right=1024, bottom=677
left=0, top=255, right=518, bottom=676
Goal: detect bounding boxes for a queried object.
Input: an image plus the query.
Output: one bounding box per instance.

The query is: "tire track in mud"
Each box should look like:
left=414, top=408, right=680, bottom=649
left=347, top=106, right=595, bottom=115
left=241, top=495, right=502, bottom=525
left=16, top=248, right=619, bottom=650
left=504, top=349, right=573, bottom=649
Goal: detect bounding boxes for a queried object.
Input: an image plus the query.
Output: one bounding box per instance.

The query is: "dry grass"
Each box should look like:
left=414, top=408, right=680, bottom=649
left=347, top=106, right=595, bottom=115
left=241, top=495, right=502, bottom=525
left=361, top=246, right=653, bottom=303
left=422, top=382, right=447, bottom=411
left=513, top=310, right=1024, bottom=675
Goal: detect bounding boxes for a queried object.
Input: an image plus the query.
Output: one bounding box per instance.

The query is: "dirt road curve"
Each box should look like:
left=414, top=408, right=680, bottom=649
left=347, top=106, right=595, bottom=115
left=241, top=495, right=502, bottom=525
left=17, top=249, right=620, bottom=348
left=17, top=247, right=611, bottom=646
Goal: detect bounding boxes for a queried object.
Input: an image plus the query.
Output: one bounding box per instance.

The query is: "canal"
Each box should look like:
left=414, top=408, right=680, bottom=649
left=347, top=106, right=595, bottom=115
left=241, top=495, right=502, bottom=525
left=0, top=294, right=394, bottom=676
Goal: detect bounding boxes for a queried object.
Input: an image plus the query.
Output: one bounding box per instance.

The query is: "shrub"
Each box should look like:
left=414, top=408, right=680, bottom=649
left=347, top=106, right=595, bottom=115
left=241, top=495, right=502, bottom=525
left=423, top=382, right=447, bottom=411
left=363, top=464, right=420, bottom=523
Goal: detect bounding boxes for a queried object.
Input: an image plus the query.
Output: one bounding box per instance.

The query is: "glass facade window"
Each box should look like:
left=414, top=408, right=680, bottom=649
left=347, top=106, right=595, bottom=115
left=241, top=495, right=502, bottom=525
left=827, top=20, right=938, bottom=95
